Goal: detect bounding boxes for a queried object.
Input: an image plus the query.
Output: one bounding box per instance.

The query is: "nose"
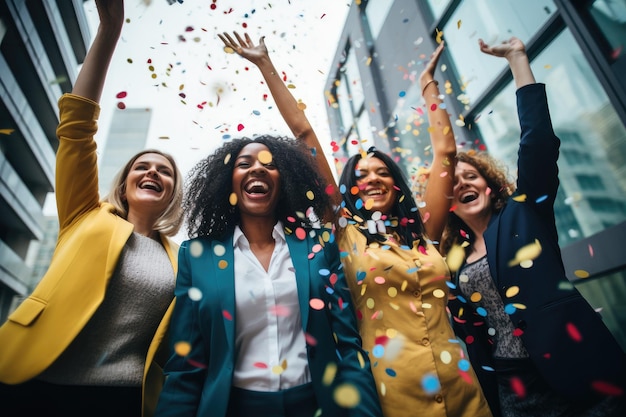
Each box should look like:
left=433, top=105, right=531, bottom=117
left=146, top=166, right=160, bottom=178
left=250, top=160, right=267, bottom=175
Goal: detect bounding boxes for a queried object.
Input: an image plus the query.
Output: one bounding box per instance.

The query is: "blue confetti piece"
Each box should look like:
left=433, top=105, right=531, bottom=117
left=385, top=368, right=397, bottom=377
left=372, top=344, right=385, bottom=358
left=399, top=90, right=406, bottom=97
left=458, top=358, right=471, bottom=372
left=421, top=374, right=441, bottom=394
left=536, top=194, right=548, bottom=203
left=482, top=365, right=495, bottom=372
left=222, top=134, right=231, bottom=140
left=319, top=268, right=330, bottom=277
left=406, top=267, right=419, bottom=274
left=457, top=295, right=467, bottom=303
left=252, top=110, right=261, bottom=115
left=446, top=281, right=457, bottom=289
left=339, top=184, right=347, bottom=194
left=355, top=199, right=364, bottom=209
left=504, top=303, right=517, bottom=315
left=476, top=307, right=488, bottom=317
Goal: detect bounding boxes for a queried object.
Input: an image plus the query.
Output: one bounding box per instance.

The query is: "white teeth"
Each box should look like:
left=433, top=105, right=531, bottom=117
left=140, top=181, right=161, bottom=192
left=245, top=181, right=269, bottom=193
left=366, top=189, right=385, bottom=196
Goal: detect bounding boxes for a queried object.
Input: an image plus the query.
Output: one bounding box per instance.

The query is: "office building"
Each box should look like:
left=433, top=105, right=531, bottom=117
left=325, top=0, right=626, bottom=348
left=0, top=1, right=90, bottom=322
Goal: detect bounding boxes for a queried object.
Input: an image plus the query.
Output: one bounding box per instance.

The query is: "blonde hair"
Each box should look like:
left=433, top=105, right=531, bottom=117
left=103, top=149, right=183, bottom=236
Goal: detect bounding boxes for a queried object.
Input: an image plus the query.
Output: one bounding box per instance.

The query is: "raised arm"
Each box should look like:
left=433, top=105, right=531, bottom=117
left=478, top=37, right=535, bottom=89
left=72, top=0, right=124, bottom=102
left=419, top=41, right=457, bottom=244
left=218, top=32, right=340, bottom=208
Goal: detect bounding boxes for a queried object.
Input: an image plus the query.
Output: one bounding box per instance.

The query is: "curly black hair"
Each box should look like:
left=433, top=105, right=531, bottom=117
left=338, top=147, right=426, bottom=246
left=184, top=135, right=332, bottom=239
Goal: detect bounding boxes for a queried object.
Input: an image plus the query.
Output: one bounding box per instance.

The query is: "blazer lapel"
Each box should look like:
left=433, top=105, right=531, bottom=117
left=484, top=214, right=500, bottom=286
left=285, top=233, right=311, bottom=332
left=211, top=236, right=236, bottom=351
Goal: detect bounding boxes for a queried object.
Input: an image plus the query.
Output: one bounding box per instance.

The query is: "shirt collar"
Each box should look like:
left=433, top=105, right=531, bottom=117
left=233, top=221, right=286, bottom=248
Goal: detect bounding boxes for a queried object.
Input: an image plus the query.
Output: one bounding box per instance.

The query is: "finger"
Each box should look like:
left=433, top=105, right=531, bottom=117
left=244, top=33, right=254, bottom=45
left=217, top=33, right=228, bottom=45
left=233, top=31, right=246, bottom=47
left=222, top=32, right=236, bottom=46
left=259, top=35, right=266, bottom=48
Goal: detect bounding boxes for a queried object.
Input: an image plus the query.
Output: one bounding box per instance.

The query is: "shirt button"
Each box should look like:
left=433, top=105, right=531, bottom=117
left=413, top=290, right=421, bottom=297
left=421, top=338, right=430, bottom=346
left=435, top=394, right=443, bottom=403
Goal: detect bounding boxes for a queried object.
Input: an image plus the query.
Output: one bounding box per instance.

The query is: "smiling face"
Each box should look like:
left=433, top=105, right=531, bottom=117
left=452, top=161, right=494, bottom=223
left=355, top=156, right=397, bottom=214
left=231, top=142, right=281, bottom=220
left=123, top=152, right=175, bottom=216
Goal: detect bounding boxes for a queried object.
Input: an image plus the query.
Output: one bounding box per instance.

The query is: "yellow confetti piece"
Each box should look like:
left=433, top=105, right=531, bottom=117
left=470, top=292, right=482, bottom=302
left=512, top=303, right=527, bottom=310
left=296, top=101, right=307, bottom=110
left=574, top=269, right=590, bottom=278
left=218, top=259, right=228, bottom=269
left=174, top=341, right=191, bottom=356
left=306, top=190, right=315, bottom=200
left=287, top=83, right=296, bottom=89
left=258, top=150, right=273, bottom=164
left=357, top=351, right=365, bottom=368
left=229, top=192, right=238, bottom=206
left=0, top=129, right=15, bottom=135
left=322, top=362, right=337, bottom=385
left=446, top=244, right=465, bottom=272
left=366, top=56, right=372, bottom=66
left=508, top=239, right=542, bottom=267
left=513, top=194, right=527, bottom=202
left=457, top=19, right=462, bottom=29
left=334, top=383, right=360, bottom=408
left=272, top=365, right=285, bottom=375
left=223, top=46, right=235, bottom=54
left=366, top=298, right=375, bottom=309
left=505, top=286, right=520, bottom=298
left=387, top=287, right=398, bottom=297
left=364, top=198, right=374, bottom=210
left=433, top=289, right=446, bottom=298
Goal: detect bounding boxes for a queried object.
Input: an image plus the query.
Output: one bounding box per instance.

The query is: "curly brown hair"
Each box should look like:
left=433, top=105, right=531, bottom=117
left=440, top=150, right=515, bottom=255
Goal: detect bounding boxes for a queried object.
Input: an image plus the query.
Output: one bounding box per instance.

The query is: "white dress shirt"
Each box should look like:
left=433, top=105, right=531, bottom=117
left=232, top=222, right=311, bottom=391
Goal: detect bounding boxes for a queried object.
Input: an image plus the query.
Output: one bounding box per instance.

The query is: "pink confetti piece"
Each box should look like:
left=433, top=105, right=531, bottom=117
left=253, top=362, right=268, bottom=369
left=237, top=123, right=244, bottom=131
left=222, top=310, right=233, bottom=320
left=116, top=91, right=127, bottom=99
left=309, top=298, right=325, bottom=310
left=592, top=380, right=623, bottom=396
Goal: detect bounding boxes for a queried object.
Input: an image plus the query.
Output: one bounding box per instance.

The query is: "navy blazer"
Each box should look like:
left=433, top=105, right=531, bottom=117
left=448, top=84, right=625, bottom=415
left=155, top=226, right=382, bottom=417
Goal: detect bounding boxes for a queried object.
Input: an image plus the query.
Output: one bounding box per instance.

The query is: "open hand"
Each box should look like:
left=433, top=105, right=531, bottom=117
left=218, top=31, right=268, bottom=66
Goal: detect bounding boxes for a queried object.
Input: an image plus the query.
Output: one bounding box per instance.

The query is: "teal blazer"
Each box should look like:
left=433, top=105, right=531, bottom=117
left=155, top=227, right=382, bottom=417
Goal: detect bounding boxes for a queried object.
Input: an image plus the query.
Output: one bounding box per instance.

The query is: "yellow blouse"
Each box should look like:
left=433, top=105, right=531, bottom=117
left=339, top=225, right=492, bottom=417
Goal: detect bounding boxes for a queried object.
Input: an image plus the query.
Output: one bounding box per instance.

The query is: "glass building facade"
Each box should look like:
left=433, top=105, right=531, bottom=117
left=325, top=0, right=626, bottom=349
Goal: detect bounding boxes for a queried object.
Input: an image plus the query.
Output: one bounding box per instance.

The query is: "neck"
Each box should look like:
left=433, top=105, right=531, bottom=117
left=239, top=216, right=277, bottom=244
left=127, top=210, right=159, bottom=239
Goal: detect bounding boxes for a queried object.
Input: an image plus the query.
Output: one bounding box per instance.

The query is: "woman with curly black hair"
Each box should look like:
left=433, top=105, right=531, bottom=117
left=154, top=35, right=382, bottom=417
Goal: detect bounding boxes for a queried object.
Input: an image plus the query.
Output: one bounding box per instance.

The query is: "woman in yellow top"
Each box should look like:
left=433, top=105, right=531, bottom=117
left=220, top=32, right=492, bottom=417
left=0, top=1, right=183, bottom=416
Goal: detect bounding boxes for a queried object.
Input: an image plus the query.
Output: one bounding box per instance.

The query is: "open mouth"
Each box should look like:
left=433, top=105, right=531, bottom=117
left=365, top=187, right=387, bottom=196
left=140, top=180, right=162, bottom=192
left=245, top=180, right=269, bottom=194
left=460, top=192, right=478, bottom=203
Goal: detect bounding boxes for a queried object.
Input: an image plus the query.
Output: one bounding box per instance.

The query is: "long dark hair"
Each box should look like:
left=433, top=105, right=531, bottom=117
left=184, top=135, right=332, bottom=239
left=337, top=147, right=426, bottom=246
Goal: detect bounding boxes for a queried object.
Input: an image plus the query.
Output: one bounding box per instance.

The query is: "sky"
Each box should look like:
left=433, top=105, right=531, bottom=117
left=83, top=0, right=350, bottom=176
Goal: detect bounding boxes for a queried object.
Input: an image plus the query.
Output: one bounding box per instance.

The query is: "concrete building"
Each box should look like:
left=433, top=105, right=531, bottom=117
left=0, top=0, right=90, bottom=322
left=324, top=0, right=626, bottom=348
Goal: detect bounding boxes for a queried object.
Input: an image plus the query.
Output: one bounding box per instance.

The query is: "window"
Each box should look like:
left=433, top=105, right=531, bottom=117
left=442, top=0, right=556, bottom=103
left=364, top=0, right=394, bottom=40
left=474, top=30, right=626, bottom=243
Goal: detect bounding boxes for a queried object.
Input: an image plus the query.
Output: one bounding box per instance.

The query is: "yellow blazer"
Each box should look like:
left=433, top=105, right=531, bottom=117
left=0, top=94, right=177, bottom=416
